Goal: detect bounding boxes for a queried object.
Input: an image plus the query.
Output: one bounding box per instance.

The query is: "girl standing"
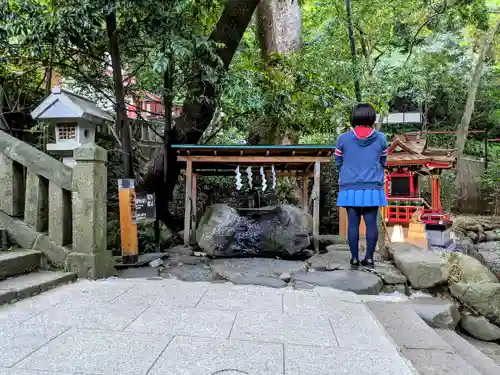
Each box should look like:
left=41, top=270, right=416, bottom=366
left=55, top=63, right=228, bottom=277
left=335, top=103, right=388, bottom=268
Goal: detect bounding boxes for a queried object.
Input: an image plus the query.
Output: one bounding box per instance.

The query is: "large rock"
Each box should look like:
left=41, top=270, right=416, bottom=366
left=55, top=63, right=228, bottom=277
left=225, top=275, right=287, bottom=288
left=196, top=204, right=240, bottom=255
left=393, top=248, right=451, bottom=289
left=447, top=252, right=498, bottom=284
left=385, top=242, right=422, bottom=260
left=458, top=236, right=475, bottom=254
left=318, top=235, right=345, bottom=247
left=162, top=264, right=216, bottom=282
left=370, top=262, right=407, bottom=284
left=196, top=204, right=312, bottom=258
left=460, top=315, right=500, bottom=342
left=405, top=297, right=460, bottom=329
left=475, top=242, right=500, bottom=281
left=307, top=250, right=384, bottom=271
left=485, top=231, right=500, bottom=242
left=467, top=231, right=479, bottom=243
left=292, top=270, right=383, bottom=295
left=210, top=258, right=305, bottom=279
left=325, top=244, right=351, bottom=252
left=450, top=282, right=500, bottom=326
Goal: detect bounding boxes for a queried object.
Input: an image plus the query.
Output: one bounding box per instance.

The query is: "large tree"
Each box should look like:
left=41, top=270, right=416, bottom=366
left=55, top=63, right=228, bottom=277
left=2, top=0, right=262, bottom=230
left=141, top=0, right=262, bottom=230
left=455, top=15, right=500, bottom=159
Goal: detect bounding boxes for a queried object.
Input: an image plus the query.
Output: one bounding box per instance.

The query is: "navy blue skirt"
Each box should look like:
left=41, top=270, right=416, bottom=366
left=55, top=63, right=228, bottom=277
left=337, top=189, right=387, bottom=207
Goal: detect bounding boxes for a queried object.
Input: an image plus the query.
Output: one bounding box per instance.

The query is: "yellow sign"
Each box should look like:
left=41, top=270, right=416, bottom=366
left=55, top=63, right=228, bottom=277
left=118, top=179, right=139, bottom=263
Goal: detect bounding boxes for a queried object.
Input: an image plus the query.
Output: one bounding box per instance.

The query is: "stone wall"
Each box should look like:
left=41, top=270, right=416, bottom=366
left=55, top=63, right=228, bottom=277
left=0, top=129, right=114, bottom=279
left=453, top=216, right=500, bottom=280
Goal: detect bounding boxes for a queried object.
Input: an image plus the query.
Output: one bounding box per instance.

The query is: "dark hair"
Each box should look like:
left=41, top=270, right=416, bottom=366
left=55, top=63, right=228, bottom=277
left=351, top=103, right=377, bottom=126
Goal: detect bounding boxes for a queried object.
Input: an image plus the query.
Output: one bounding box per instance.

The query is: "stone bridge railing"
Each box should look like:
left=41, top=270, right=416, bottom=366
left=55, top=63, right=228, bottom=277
left=0, top=130, right=113, bottom=278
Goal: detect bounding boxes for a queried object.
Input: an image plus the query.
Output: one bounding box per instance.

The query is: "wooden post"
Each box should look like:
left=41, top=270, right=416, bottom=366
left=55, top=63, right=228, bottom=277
left=436, top=175, right=441, bottom=210
left=184, top=160, right=193, bottom=246
left=312, top=161, right=320, bottom=252
left=190, top=173, right=197, bottom=244
left=118, top=178, right=138, bottom=264
left=409, top=172, right=414, bottom=196
left=301, top=176, right=309, bottom=212
left=431, top=175, right=437, bottom=210
left=382, top=172, right=389, bottom=222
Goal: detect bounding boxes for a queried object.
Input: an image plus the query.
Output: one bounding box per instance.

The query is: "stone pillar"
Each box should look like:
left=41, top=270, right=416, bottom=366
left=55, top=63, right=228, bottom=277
left=0, top=153, right=24, bottom=216
left=48, top=181, right=72, bottom=245
left=69, top=145, right=113, bottom=278
left=24, top=171, right=49, bottom=232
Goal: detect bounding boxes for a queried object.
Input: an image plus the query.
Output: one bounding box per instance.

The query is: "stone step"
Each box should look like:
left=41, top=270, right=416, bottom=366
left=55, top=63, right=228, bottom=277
left=0, top=250, right=42, bottom=280
left=459, top=333, right=500, bottom=367
left=0, top=270, right=77, bottom=305
left=366, top=301, right=483, bottom=375
left=435, top=328, right=500, bottom=375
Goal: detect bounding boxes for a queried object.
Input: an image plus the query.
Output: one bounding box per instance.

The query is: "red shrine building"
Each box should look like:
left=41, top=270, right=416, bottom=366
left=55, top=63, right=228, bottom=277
left=383, top=132, right=456, bottom=226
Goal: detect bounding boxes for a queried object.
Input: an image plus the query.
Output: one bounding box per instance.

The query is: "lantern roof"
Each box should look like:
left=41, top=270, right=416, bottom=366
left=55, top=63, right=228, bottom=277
left=31, top=86, right=113, bottom=124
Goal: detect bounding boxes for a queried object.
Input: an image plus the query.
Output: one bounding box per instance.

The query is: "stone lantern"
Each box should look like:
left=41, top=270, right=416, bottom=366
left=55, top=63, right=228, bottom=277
left=30, top=87, right=112, bottom=167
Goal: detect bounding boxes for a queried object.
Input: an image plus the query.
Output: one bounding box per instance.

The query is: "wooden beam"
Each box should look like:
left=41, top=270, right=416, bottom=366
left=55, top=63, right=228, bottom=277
left=177, top=156, right=332, bottom=163
left=192, top=170, right=314, bottom=177
left=191, top=174, right=197, bottom=244
left=184, top=160, right=193, bottom=246
left=312, top=161, right=321, bottom=252
left=301, top=176, right=309, bottom=212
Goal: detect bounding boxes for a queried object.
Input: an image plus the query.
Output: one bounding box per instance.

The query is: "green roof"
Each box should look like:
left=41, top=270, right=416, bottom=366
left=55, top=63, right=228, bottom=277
left=172, top=144, right=336, bottom=157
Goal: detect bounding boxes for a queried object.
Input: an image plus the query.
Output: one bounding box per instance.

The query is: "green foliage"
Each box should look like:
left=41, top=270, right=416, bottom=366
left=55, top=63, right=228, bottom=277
left=3, top=0, right=500, bottom=172
left=1, top=0, right=223, bottom=120
left=439, top=171, right=459, bottom=213
left=214, top=0, right=500, bottom=145
left=477, top=164, right=500, bottom=215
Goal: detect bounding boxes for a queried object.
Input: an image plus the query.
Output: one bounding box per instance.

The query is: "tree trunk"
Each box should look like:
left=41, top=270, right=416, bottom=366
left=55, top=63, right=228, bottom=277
left=44, top=43, right=55, bottom=97
left=141, top=0, right=261, bottom=231
left=256, top=0, right=301, bottom=56
left=256, top=0, right=301, bottom=57
left=455, top=17, right=500, bottom=159
left=454, top=16, right=500, bottom=201
left=253, top=0, right=302, bottom=206
left=106, top=9, right=134, bottom=179
left=345, top=0, right=361, bottom=101
left=163, top=57, right=173, bottom=184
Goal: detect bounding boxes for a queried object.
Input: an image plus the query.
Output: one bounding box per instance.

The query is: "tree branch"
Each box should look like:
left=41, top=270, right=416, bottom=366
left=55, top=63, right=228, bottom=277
left=404, top=1, right=448, bottom=64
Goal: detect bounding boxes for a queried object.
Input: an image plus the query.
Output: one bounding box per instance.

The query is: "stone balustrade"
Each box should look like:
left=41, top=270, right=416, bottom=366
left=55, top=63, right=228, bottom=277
left=0, top=129, right=113, bottom=278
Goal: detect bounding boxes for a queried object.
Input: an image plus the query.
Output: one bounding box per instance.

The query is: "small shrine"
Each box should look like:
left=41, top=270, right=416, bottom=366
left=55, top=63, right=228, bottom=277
left=383, top=132, right=456, bottom=226
left=173, top=144, right=334, bottom=251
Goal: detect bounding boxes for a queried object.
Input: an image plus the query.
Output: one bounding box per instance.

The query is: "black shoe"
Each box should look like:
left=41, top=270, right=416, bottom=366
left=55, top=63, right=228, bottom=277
left=361, top=258, right=374, bottom=268
left=350, top=259, right=360, bottom=269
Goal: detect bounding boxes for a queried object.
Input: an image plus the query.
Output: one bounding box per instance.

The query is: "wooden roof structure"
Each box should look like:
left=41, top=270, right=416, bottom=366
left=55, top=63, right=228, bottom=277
left=174, top=144, right=334, bottom=251
left=173, top=144, right=335, bottom=176
left=387, top=132, right=456, bottom=168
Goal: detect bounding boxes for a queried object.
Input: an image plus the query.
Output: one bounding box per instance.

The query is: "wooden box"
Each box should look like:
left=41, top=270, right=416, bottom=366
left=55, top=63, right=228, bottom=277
left=408, top=222, right=426, bottom=239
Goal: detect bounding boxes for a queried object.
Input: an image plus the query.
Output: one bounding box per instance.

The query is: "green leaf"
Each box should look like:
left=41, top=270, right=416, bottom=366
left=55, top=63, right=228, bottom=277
left=153, top=54, right=169, bottom=74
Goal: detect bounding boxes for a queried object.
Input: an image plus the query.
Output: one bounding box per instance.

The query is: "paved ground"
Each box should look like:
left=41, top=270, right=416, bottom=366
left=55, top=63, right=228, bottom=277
left=0, top=278, right=417, bottom=375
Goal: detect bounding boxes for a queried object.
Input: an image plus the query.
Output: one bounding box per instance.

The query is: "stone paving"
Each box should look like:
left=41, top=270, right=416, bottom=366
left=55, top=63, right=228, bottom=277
left=0, top=278, right=418, bottom=375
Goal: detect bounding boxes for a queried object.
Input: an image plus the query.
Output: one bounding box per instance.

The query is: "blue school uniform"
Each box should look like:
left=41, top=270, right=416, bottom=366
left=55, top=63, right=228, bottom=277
left=335, top=128, right=388, bottom=207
